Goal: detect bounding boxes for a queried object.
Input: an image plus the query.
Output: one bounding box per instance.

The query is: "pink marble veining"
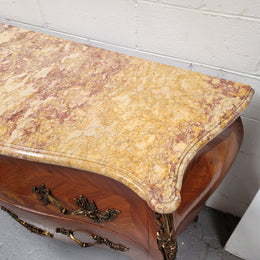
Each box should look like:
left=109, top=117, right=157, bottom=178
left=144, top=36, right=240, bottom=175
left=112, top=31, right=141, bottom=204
left=0, top=23, right=254, bottom=213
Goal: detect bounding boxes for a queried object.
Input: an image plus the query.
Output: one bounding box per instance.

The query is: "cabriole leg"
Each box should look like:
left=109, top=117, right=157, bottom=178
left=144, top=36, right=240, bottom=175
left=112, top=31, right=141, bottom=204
left=155, top=213, right=177, bottom=260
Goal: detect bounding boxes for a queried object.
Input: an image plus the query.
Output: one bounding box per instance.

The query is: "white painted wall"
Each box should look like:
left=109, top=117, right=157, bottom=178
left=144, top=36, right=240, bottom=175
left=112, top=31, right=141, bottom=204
left=225, top=188, right=260, bottom=260
left=0, top=0, right=260, bottom=217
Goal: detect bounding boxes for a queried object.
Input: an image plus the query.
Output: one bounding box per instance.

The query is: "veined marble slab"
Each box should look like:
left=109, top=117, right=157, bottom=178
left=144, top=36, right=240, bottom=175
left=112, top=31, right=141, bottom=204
left=0, top=23, right=254, bottom=213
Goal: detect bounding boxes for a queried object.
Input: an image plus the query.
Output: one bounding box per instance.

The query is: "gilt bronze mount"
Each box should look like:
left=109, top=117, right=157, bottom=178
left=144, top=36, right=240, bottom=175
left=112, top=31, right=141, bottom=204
left=155, top=213, right=177, bottom=260
left=32, top=184, right=120, bottom=223
left=56, top=227, right=129, bottom=251
left=1, top=206, right=53, bottom=238
left=72, top=195, right=120, bottom=222
left=32, top=185, right=67, bottom=214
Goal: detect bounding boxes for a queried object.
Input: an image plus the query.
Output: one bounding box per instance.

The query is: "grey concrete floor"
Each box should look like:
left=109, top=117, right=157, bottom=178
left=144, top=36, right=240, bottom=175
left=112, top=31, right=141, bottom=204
left=0, top=206, right=243, bottom=260
left=177, top=207, right=242, bottom=260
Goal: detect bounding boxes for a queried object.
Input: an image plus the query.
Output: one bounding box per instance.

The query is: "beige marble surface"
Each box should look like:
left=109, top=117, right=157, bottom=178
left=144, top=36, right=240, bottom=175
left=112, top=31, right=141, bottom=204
left=0, top=23, right=254, bottom=213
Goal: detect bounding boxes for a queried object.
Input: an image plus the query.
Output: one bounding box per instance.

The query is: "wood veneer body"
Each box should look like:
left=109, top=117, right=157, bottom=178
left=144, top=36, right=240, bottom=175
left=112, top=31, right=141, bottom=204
left=0, top=155, right=159, bottom=259
left=0, top=118, right=243, bottom=259
left=174, top=117, right=243, bottom=234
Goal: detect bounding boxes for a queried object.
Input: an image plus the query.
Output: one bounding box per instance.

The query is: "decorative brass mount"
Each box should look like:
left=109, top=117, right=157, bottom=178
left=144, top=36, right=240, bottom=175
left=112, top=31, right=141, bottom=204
left=32, top=184, right=120, bottom=223
left=72, top=195, right=120, bottom=223
left=32, top=185, right=67, bottom=214
left=155, top=213, right=177, bottom=260
left=56, top=227, right=129, bottom=251
left=1, top=206, right=53, bottom=238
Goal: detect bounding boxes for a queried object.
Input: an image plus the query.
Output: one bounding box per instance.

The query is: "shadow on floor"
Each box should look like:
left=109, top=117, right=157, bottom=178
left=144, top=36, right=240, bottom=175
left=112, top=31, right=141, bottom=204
left=0, top=205, right=242, bottom=259
left=177, top=206, right=243, bottom=260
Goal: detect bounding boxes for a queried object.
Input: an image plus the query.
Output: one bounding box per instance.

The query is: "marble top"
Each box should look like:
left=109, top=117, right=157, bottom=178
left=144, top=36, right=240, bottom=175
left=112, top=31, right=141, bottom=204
left=0, top=23, right=254, bottom=213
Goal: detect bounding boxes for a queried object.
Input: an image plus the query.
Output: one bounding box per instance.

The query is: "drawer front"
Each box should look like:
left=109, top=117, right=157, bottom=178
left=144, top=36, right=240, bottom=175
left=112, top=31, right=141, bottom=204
left=0, top=155, right=161, bottom=259
left=0, top=201, right=148, bottom=260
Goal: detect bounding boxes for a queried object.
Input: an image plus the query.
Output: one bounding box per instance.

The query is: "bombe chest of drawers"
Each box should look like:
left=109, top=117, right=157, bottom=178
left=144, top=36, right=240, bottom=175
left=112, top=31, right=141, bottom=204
left=0, top=23, right=254, bottom=260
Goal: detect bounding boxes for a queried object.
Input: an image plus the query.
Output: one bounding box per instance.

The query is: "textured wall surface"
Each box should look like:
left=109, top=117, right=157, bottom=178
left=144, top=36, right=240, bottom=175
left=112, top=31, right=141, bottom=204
left=225, top=188, right=260, bottom=259
left=0, top=0, right=259, bottom=217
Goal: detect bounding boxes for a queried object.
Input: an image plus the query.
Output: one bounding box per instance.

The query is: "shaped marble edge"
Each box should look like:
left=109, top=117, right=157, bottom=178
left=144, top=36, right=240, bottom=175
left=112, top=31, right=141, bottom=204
left=0, top=23, right=255, bottom=213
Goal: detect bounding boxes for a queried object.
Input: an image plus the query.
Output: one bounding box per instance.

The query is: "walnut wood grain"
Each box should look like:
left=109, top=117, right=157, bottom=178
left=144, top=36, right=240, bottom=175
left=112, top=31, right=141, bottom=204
left=0, top=154, right=160, bottom=259
left=173, top=117, right=243, bottom=234
left=0, top=118, right=243, bottom=259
